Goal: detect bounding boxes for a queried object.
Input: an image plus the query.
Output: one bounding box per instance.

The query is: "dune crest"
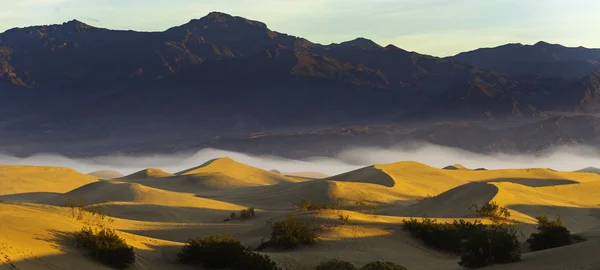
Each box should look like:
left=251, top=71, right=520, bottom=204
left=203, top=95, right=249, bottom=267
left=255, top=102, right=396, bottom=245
left=87, top=170, right=125, bottom=179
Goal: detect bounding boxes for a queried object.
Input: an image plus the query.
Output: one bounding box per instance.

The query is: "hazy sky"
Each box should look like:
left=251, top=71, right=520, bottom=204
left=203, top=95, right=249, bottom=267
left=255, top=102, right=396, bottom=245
left=1, top=0, right=599, bottom=56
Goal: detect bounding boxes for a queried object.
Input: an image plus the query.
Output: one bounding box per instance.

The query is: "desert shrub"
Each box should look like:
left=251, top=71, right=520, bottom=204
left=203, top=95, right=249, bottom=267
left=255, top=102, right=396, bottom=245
left=338, top=214, right=350, bottom=225
left=402, top=218, right=485, bottom=254
left=232, top=250, right=281, bottom=270
left=526, top=215, right=573, bottom=251
left=469, top=201, right=511, bottom=221
left=268, top=214, right=318, bottom=249
left=240, top=207, right=256, bottom=219
left=75, top=226, right=135, bottom=269
left=458, top=224, right=521, bottom=268
left=354, top=201, right=376, bottom=213
left=315, top=258, right=357, bottom=270
left=298, top=199, right=340, bottom=212
left=66, top=197, right=87, bottom=220
left=359, top=260, right=407, bottom=270
left=178, top=233, right=246, bottom=268
left=403, top=218, right=521, bottom=268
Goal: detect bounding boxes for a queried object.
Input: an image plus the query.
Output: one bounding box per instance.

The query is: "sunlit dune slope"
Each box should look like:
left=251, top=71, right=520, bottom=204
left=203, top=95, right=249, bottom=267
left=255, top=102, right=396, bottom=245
left=87, top=170, right=125, bottom=179
left=0, top=166, right=98, bottom=201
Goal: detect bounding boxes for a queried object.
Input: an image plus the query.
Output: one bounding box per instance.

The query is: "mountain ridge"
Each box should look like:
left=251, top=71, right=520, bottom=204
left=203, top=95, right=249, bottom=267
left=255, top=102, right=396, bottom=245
left=1, top=12, right=600, bottom=156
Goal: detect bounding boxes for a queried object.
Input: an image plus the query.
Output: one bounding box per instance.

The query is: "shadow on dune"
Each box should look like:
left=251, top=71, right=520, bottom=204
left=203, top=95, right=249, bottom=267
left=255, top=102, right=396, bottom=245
left=34, top=229, right=77, bottom=254
left=481, top=178, right=579, bottom=187
left=13, top=230, right=189, bottom=270
left=101, top=204, right=241, bottom=223
left=387, top=182, right=499, bottom=218
left=508, top=204, right=600, bottom=234
left=0, top=192, right=61, bottom=202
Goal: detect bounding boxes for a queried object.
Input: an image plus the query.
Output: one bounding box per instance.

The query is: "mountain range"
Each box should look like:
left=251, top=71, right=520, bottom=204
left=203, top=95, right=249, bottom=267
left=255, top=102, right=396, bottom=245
left=2, top=12, right=600, bottom=157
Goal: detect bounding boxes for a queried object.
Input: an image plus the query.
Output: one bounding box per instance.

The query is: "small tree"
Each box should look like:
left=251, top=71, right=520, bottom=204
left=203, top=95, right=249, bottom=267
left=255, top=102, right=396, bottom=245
left=316, top=258, right=357, bottom=270
left=268, top=214, right=318, bottom=249
left=469, top=201, right=511, bottom=221
left=359, top=261, right=407, bottom=270
left=458, top=224, right=521, bottom=268
left=75, top=226, right=135, bottom=269
left=66, top=197, right=88, bottom=220
left=526, top=215, right=573, bottom=251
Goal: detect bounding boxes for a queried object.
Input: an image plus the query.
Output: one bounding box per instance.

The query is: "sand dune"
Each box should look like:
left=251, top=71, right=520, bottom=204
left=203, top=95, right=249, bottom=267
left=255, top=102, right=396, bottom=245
left=0, top=166, right=98, bottom=202
left=284, top=171, right=329, bottom=179
left=118, top=158, right=300, bottom=193
left=119, top=168, right=174, bottom=180
left=87, top=170, right=125, bottom=179
left=1, top=158, right=599, bottom=270
left=328, top=161, right=467, bottom=198
left=177, top=157, right=297, bottom=184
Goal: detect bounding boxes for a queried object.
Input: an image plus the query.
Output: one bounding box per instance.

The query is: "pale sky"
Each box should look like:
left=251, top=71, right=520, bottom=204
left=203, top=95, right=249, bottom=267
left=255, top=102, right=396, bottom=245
left=1, top=0, right=599, bottom=57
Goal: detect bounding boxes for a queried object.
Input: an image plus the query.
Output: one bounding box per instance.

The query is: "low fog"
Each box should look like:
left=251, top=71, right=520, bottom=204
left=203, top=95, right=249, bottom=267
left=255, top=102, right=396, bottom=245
left=1, top=142, right=600, bottom=176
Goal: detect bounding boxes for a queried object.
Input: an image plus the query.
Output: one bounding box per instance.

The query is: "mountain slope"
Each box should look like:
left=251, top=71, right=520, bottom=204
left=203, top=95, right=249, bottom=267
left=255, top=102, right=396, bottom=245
left=452, top=41, right=600, bottom=78
left=0, top=13, right=584, bottom=143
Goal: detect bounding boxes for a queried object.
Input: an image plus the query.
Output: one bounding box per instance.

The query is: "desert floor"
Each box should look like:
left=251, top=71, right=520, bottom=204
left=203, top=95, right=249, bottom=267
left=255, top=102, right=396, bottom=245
left=1, top=157, right=599, bottom=270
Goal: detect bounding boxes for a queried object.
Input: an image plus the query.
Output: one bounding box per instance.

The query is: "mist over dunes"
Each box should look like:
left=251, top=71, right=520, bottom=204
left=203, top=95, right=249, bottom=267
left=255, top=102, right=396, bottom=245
left=3, top=143, right=600, bottom=176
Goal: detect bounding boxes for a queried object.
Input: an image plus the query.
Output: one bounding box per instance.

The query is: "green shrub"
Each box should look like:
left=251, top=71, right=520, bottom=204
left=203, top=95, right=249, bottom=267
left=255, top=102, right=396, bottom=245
left=402, top=218, right=521, bottom=268
left=232, top=251, right=281, bottom=270
left=458, top=224, right=521, bottom=269
left=268, top=214, right=318, bottom=249
left=75, top=226, right=135, bottom=269
left=359, top=261, right=407, bottom=270
left=469, top=201, right=511, bottom=221
left=298, top=199, right=341, bottom=211
left=315, top=258, right=357, bottom=270
left=402, top=218, right=485, bottom=254
left=526, top=215, right=573, bottom=251
left=354, top=201, right=376, bottom=212
left=177, top=233, right=246, bottom=268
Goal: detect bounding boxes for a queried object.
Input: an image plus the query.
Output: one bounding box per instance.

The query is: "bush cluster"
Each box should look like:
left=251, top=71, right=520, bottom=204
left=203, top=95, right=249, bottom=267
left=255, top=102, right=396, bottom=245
left=315, top=258, right=357, bottom=270
left=178, top=233, right=280, bottom=270
left=360, top=261, right=408, bottom=270
left=402, top=218, right=485, bottom=254
left=526, top=215, right=574, bottom=251
left=225, top=207, right=257, bottom=222
left=354, top=201, right=376, bottom=213
left=75, top=226, right=135, bottom=269
left=402, top=218, right=521, bottom=269
left=267, top=214, right=318, bottom=249
left=458, top=224, right=521, bottom=268
left=314, top=259, right=407, bottom=270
